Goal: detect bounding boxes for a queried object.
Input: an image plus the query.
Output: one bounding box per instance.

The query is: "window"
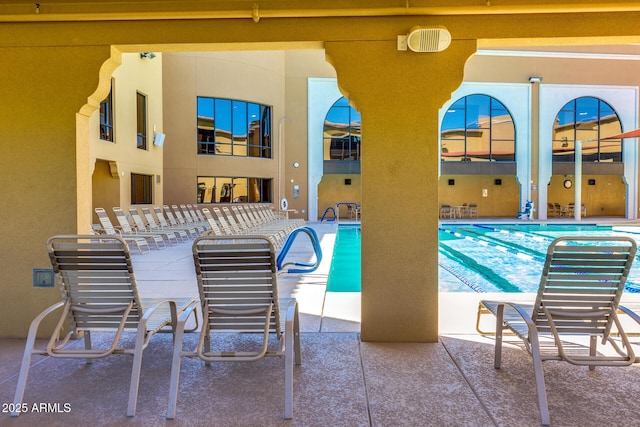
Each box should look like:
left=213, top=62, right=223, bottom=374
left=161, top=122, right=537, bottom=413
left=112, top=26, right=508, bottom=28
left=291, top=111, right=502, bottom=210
left=100, top=79, right=114, bottom=142
left=196, top=176, right=273, bottom=204
left=441, top=94, right=515, bottom=162
left=323, top=97, right=361, bottom=161
left=552, top=97, right=622, bottom=163
left=197, top=97, right=272, bottom=158
left=136, top=92, right=147, bottom=150
left=131, top=173, right=153, bottom=204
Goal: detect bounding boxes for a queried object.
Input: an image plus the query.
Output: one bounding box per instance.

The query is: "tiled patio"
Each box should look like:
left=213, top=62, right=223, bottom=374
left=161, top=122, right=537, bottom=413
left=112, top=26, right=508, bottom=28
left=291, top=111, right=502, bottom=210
left=3, top=221, right=640, bottom=426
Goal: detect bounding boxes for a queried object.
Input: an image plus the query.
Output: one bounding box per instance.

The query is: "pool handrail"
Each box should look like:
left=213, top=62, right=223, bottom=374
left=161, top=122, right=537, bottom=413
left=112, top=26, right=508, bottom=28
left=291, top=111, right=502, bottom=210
left=276, top=226, right=323, bottom=274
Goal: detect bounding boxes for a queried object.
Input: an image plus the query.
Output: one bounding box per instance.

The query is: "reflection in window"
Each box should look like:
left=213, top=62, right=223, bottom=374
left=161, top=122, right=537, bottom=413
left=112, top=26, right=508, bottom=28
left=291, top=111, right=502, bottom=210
left=197, top=97, right=271, bottom=158
left=552, top=97, right=622, bottom=162
left=100, top=79, right=114, bottom=142
left=323, top=97, right=361, bottom=161
left=441, top=94, right=515, bottom=162
left=196, top=176, right=273, bottom=204
left=131, top=173, right=153, bottom=204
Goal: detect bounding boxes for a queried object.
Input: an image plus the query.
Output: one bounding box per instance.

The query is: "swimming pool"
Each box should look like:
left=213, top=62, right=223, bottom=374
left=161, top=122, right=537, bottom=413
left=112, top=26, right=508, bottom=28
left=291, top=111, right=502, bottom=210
left=327, top=223, right=640, bottom=293
left=326, top=224, right=361, bottom=292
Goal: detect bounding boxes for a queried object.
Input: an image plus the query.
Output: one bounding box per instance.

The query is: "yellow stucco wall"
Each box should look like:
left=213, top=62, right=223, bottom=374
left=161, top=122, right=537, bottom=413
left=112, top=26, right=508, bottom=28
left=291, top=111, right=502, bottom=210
left=162, top=51, right=287, bottom=206
left=90, top=52, right=165, bottom=226
left=3, top=2, right=640, bottom=340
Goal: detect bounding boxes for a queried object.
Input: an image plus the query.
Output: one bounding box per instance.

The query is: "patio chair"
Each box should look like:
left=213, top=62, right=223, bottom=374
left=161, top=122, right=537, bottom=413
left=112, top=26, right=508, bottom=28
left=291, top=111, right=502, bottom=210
left=439, top=204, right=453, bottom=219
left=94, top=207, right=151, bottom=254
left=163, top=205, right=201, bottom=238
left=111, top=206, right=174, bottom=247
left=200, top=207, right=227, bottom=236
left=11, top=235, right=198, bottom=417
left=476, top=236, right=637, bottom=426
left=151, top=206, right=190, bottom=242
left=166, top=235, right=301, bottom=420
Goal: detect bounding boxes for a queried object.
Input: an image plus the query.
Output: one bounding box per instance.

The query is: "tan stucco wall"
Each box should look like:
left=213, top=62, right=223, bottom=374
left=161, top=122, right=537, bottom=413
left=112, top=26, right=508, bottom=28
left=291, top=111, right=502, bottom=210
left=318, top=175, right=362, bottom=219
left=90, top=52, right=165, bottom=225
left=0, top=45, right=110, bottom=336
left=3, top=2, right=640, bottom=340
left=162, top=51, right=286, bottom=207
left=284, top=50, right=337, bottom=219
left=326, top=39, right=477, bottom=341
left=439, top=175, right=520, bottom=218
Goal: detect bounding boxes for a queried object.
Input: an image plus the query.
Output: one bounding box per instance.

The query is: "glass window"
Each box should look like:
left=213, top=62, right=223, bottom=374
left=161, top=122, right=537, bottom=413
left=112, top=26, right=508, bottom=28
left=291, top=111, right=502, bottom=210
left=100, top=79, right=114, bottom=142
left=131, top=173, right=152, bottom=204
left=323, top=97, right=361, bottom=161
left=197, top=97, right=215, bottom=154
left=232, top=100, right=248, bottom=156
left=441, top=94, right=515, bottom=162
left=196, top=97, right=272, bottom=158
left=136, top=92, right=147, bottom=150
left=197, top=176, right=273, bottom=203
left=552, top=97, right=622, bottom=162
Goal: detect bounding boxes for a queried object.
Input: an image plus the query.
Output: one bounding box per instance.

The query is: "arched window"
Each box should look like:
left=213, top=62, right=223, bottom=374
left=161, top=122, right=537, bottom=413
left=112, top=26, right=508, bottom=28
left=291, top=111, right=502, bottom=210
left=441, top=94, right=515, bottom=162
left=552, top=97, right=622, bottom=162
left=323, top=97, right=361, bottom=161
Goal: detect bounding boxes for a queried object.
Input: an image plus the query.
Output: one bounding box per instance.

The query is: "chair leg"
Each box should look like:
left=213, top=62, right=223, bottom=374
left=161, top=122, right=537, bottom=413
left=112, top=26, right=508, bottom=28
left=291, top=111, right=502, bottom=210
left=166, top=310, right=192, bottom=419
left=588, top=335, right=597, bottom=371
left=84, top=330, right=93, bottom=364
left=283, top=300, right=299, bottom=419
left=294, top=304, right=302, bottom=366
left=494, top=304, right=504, bottom=369
left=126, top=325, right=149, bottom=417
left=529, top=330, right=550, bottom=426
left=12, top=302, right=64, bottom=417
left=12, top=341, right=36, bottom=417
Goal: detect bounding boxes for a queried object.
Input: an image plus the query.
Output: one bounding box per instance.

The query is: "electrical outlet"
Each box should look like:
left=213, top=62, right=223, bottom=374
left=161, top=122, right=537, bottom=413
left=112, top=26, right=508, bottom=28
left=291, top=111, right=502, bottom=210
left=33, top=268, right=54, bottom=288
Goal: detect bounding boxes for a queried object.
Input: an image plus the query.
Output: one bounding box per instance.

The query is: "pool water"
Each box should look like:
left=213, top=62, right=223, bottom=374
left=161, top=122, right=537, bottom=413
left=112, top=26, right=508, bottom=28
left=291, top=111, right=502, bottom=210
left=326, top=225, right=361, bottom=292
left=326, top=223, right=640, bottom=293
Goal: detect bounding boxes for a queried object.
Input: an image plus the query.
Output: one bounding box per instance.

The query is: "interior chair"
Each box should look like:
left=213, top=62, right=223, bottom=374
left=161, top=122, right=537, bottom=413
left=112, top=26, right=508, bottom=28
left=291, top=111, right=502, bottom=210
left=167, top=235, right=301, bottom=420
left=476, top=236, right=637, bottom=426
left=11, top=235, right=197, bottom=417
left=467, top=203, right=478, bottom=218
left=440, top=204, right=453, bottom=219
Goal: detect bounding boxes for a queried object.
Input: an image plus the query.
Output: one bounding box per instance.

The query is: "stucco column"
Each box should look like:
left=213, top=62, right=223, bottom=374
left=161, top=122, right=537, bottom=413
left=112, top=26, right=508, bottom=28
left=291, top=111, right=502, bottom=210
left=0, top=45, right=110, bottom=336
left=326, top=40, right=476, bottom=342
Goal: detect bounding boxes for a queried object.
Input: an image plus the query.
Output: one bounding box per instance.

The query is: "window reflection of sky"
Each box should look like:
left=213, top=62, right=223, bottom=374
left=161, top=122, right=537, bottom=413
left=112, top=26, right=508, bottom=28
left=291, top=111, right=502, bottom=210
left=442, top=95, right=510, bottom=131
left=323, top=97, right=361, bottom=161
left=552, top=97, right=622, bottom=162
left=441, top=94, right=515, bottom=162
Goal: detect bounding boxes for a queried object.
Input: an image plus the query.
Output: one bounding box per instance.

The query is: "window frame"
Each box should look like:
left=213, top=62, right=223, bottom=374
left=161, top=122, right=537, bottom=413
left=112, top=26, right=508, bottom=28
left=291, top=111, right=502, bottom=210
left=440, top=94, right=516, bottom=162
left=196, top=176, right=273, bottom=204
left=131, top=173, right=153, bottom=204
left=552, top=96, right=622, bottom=163
left=323, top=97, right=361, bottom=162
left=196, top=96, right=272, bottom=158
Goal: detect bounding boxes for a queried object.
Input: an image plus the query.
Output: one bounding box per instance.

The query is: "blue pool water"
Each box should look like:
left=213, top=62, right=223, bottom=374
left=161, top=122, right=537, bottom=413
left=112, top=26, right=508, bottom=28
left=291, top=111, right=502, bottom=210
left=326, top=225, right=361, bottom=292
left=326, top=223, right=640, bottom=293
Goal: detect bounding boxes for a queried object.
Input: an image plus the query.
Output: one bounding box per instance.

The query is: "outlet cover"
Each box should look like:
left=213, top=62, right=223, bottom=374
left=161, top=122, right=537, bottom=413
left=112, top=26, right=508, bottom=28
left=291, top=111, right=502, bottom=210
left=33, top=268, right=54, bottom=288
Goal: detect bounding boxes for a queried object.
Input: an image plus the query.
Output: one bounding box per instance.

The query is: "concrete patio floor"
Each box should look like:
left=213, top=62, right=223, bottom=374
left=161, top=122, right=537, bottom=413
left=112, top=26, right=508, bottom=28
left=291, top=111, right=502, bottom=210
left=3, top=221, right=640, bottom=426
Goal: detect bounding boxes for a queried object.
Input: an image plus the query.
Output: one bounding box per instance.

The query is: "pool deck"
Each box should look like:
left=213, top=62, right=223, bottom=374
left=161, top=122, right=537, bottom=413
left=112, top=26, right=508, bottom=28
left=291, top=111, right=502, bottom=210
left=3, top=220, right=640, bottom=426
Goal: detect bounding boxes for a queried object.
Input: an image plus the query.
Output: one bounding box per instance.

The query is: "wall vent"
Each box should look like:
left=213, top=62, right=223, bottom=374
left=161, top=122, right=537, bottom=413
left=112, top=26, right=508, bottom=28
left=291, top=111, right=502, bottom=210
left=407, top=27, right=451, bottom=53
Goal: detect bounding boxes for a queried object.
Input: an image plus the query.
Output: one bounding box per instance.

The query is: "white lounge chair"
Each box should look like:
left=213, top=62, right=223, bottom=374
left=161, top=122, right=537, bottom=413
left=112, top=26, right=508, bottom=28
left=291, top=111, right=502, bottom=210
left=112, top=206, right=175, bottom=247
left=11, top=235, right=197, bottom=417
left=476, top=236, right=637, bottom=426
left=166, top=235, right=301, bottom=419
left=94, top=207, right=151, bottom=254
